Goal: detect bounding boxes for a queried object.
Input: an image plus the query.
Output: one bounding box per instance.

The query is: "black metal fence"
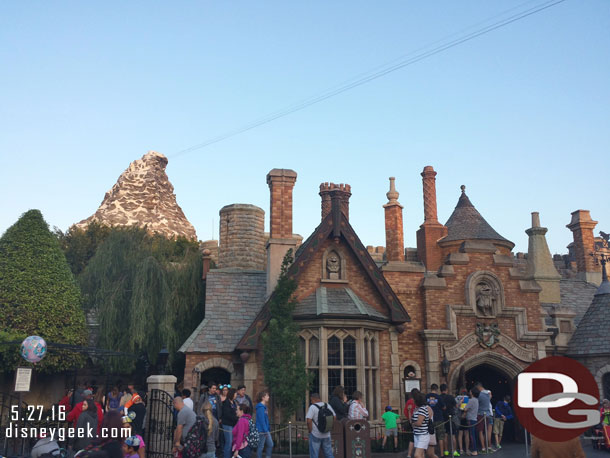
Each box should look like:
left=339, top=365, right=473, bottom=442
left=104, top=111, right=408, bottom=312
left=1, top=393, right=70, bottom=457
left=145, top=389, right=176, bottom=458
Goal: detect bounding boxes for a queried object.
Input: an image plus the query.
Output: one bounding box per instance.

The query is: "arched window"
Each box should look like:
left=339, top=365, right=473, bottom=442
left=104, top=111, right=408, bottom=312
left=603, top=372, right=610, bottom=401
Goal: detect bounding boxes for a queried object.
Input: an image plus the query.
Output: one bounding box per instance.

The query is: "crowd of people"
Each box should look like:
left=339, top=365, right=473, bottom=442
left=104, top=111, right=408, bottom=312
left=31, top=382, right=147, bottom=458
left=30, top=379, right=609, bottom=458
left=171, top=382, right=273, bottom=458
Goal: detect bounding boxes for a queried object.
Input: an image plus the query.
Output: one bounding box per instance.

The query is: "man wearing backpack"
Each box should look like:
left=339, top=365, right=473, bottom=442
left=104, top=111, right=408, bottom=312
left=306, top=393, right=336, bottom=458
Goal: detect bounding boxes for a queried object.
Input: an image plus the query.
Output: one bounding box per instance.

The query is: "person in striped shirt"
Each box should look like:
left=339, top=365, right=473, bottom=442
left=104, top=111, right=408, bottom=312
left=411, top=392, right=438, bottom=458
left=348, top=391, right=369, bottom=419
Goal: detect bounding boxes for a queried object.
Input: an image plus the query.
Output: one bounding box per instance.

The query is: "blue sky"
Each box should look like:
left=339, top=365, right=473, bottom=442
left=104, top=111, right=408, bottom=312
left=1, top=0, right=609, bottom=254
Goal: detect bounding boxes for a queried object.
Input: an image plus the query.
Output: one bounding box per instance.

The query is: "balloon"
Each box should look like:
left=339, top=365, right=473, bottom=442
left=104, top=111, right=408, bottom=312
left=20, top=336, right=47, bottom=363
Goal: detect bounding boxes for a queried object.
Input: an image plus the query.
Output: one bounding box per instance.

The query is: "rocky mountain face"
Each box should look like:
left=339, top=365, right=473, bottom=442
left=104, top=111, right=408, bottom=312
left=75, top=151, right=197, bottom=240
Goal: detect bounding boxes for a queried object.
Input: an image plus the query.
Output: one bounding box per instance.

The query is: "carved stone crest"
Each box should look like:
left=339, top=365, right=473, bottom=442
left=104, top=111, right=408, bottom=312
left=476, top=323, right=500, bottom=348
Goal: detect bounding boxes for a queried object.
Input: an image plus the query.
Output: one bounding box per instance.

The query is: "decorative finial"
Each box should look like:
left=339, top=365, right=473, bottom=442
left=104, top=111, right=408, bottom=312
left=460, top=185, right=466, bottom=193
left=386, top=177, right=399, bottom=203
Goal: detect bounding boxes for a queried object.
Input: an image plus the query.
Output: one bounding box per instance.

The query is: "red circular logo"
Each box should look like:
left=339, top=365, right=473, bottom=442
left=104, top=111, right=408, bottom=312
left=513, top=356, right=599, bottom=442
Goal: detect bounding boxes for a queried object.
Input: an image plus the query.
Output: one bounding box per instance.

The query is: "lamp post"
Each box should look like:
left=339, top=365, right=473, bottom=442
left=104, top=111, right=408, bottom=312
left=157, top=348, right=169, bottom=375
left=192, top=366, right=201, bottom=403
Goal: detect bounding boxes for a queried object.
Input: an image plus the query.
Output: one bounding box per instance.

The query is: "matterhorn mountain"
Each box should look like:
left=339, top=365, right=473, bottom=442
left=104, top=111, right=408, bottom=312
left=74, top=151, right=197, bottom=240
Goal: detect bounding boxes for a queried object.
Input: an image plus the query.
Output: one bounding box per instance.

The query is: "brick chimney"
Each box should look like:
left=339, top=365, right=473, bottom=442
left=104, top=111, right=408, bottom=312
left=320, top=183, right=351, bottom=220
left=567, top=209, right=601, bottom=284
left=267, top=169, right=297, bottom=239
left=416, top=166, right=448, bottom=272
left=266, top=169, right=299, bottom=295
left=384, top=177, right=404, bottom=262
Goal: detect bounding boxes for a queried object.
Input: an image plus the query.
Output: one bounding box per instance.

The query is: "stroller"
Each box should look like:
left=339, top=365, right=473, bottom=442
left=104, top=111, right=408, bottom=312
left=592, top=407, right=610, bottom=451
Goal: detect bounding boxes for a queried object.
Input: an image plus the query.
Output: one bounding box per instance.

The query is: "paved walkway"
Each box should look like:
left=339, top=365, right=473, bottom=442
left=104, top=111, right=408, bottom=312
left=439, top=439, right=607, bottom=457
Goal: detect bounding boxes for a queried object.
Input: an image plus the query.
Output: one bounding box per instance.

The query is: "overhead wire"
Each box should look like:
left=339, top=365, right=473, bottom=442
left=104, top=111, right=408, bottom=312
left=171, top=0, right=566, bottom=158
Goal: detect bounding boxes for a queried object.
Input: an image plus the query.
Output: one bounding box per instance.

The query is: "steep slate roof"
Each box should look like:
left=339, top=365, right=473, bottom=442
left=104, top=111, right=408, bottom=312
left=558, top=278, right=598, bottom=326
left=237, top=203, right=410, bottom=350
left=179, top=269, right=266, bottom=353
left=294, top=287, right=389, bottom=321
left=566, top=280, right=610, bottom=356
left=442, top=186, right=512, bottom=246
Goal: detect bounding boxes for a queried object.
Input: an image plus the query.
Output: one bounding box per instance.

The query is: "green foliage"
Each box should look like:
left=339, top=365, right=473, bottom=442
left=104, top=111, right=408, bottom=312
left=261, top=249, right=311, bottom=419
left=55, top=222, right=112, bottom=275
left=0, top=210, right=88, bottom=372
left=79, top=226, right=204, bottom=372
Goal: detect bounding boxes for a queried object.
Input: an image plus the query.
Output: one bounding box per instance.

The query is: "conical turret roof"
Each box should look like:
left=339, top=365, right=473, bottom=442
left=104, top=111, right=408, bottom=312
left=567, top=275, right=610, bottom=356
left=442, top=186, right=512, bottom=245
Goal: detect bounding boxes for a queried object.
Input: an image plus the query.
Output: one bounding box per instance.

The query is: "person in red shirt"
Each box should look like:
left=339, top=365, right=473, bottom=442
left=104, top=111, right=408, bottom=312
left=58, top=389, right=74, bottom=412
left=404, top=388, right=419, bottom=458
left=66, top=389, right=104, bottom=434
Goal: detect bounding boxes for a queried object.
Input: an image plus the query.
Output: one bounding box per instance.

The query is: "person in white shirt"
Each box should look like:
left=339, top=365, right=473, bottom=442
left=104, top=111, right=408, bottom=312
left=182, top=389, right=194, bottom=410
left=306, top=393, right=336, bottom=458
left=347, top=391, right=369, bottom=419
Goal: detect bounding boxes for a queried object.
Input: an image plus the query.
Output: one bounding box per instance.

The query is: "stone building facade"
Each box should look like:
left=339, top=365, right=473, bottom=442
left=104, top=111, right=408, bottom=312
left=180, top=166, right=608, bottom=420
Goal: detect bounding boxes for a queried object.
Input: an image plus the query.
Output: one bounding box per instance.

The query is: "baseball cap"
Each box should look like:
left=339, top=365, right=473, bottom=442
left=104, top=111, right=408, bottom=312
left=385, top=406, right=393, bottom=411
left=83, top=389, right=93, bottom=396
left=125, top=436, right=140, bottom=447
left=122, top=415, right=132, bottom=423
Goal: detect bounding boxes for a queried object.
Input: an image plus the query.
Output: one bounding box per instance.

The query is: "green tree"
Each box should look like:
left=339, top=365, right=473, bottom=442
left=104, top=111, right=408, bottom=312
left=79, top=227, right=204, bottom=371
left=55, top=222, right=112, bottom=275
left=0, top=210, right=87, bottom=372
left=261, top=249, right=311, bottom=420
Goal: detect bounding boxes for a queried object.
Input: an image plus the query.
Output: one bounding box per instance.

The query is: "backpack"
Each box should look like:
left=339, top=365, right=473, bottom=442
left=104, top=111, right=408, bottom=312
left=182, top=416, right=208, bottom=458
left=313, top=403, right=334, bottom=434
left=246, top=418, right=260, bottom=449
left=427, top=406, right=435, bottom=435
left=74, top=442, right=108, bottom=458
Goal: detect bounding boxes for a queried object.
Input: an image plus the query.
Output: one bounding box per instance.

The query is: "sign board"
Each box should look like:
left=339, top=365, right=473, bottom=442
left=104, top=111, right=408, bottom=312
left=404, top=379, right=420, bottom=393
left=14, top=367, right=33, bottom=392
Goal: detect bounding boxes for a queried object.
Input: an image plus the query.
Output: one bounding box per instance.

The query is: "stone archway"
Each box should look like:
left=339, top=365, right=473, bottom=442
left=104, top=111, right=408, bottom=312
left=191, top=357, right=238, bottom=397
left=194, top=357, right=235, bottom=374
left=449, top=351, right=523, bottom=393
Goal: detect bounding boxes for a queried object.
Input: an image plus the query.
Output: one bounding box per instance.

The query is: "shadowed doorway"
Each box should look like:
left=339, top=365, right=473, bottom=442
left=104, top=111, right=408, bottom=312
left=465, top=363, right=516, bottom=442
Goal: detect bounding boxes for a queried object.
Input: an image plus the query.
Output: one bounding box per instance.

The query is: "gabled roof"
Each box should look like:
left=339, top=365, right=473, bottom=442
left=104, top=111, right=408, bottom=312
left=294, top=287, right=389, bottom=321
left=237, top=206, right=410, bottom=350
left=179, top=269, right=266, bottom=353
left=566, top=280, right=610, bottom=356
left=442, top=186, right=513, bottom=247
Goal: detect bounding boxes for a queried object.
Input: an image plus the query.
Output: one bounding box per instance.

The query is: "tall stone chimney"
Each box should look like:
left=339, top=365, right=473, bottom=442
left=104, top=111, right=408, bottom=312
left=384, top=177, right=404, bottom=262
left=416, top=166, right=448, bottom=271
left=218, top=204, right=266, bottom=270
left=525, top=212, right=561, bottom=303
left=319, top=183, right=351, bottom=220
left=567, top=209, right=601, bottom=284
left=266, top=169, right=299, bottom=295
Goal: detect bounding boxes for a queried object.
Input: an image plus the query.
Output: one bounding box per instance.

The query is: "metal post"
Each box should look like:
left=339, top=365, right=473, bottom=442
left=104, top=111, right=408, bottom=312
left=524, top=428, right=529, bottom=457
left=448, top=415, right=454, bottom=456
left=289, top=421, right=293, bottom=458
left=484, top=414, right=489, bottom=452
left=19, top=392, right=25, bottom=456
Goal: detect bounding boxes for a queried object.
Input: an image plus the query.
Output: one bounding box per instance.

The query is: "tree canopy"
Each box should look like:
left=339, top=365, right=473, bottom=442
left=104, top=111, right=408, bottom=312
left=79, top=226, right=204, bottom=371
left=261, top=250, right=311, bottom=419
left=0, top=210, right=87, bottom=372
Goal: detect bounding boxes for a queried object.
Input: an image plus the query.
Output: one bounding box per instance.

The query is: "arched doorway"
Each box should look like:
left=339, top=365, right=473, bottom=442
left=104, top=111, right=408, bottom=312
left=201, top=367, right=231, bottom=387
left=450, top=352, right=524, bottom=443
left=465, top=364, right=512, bottom=408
